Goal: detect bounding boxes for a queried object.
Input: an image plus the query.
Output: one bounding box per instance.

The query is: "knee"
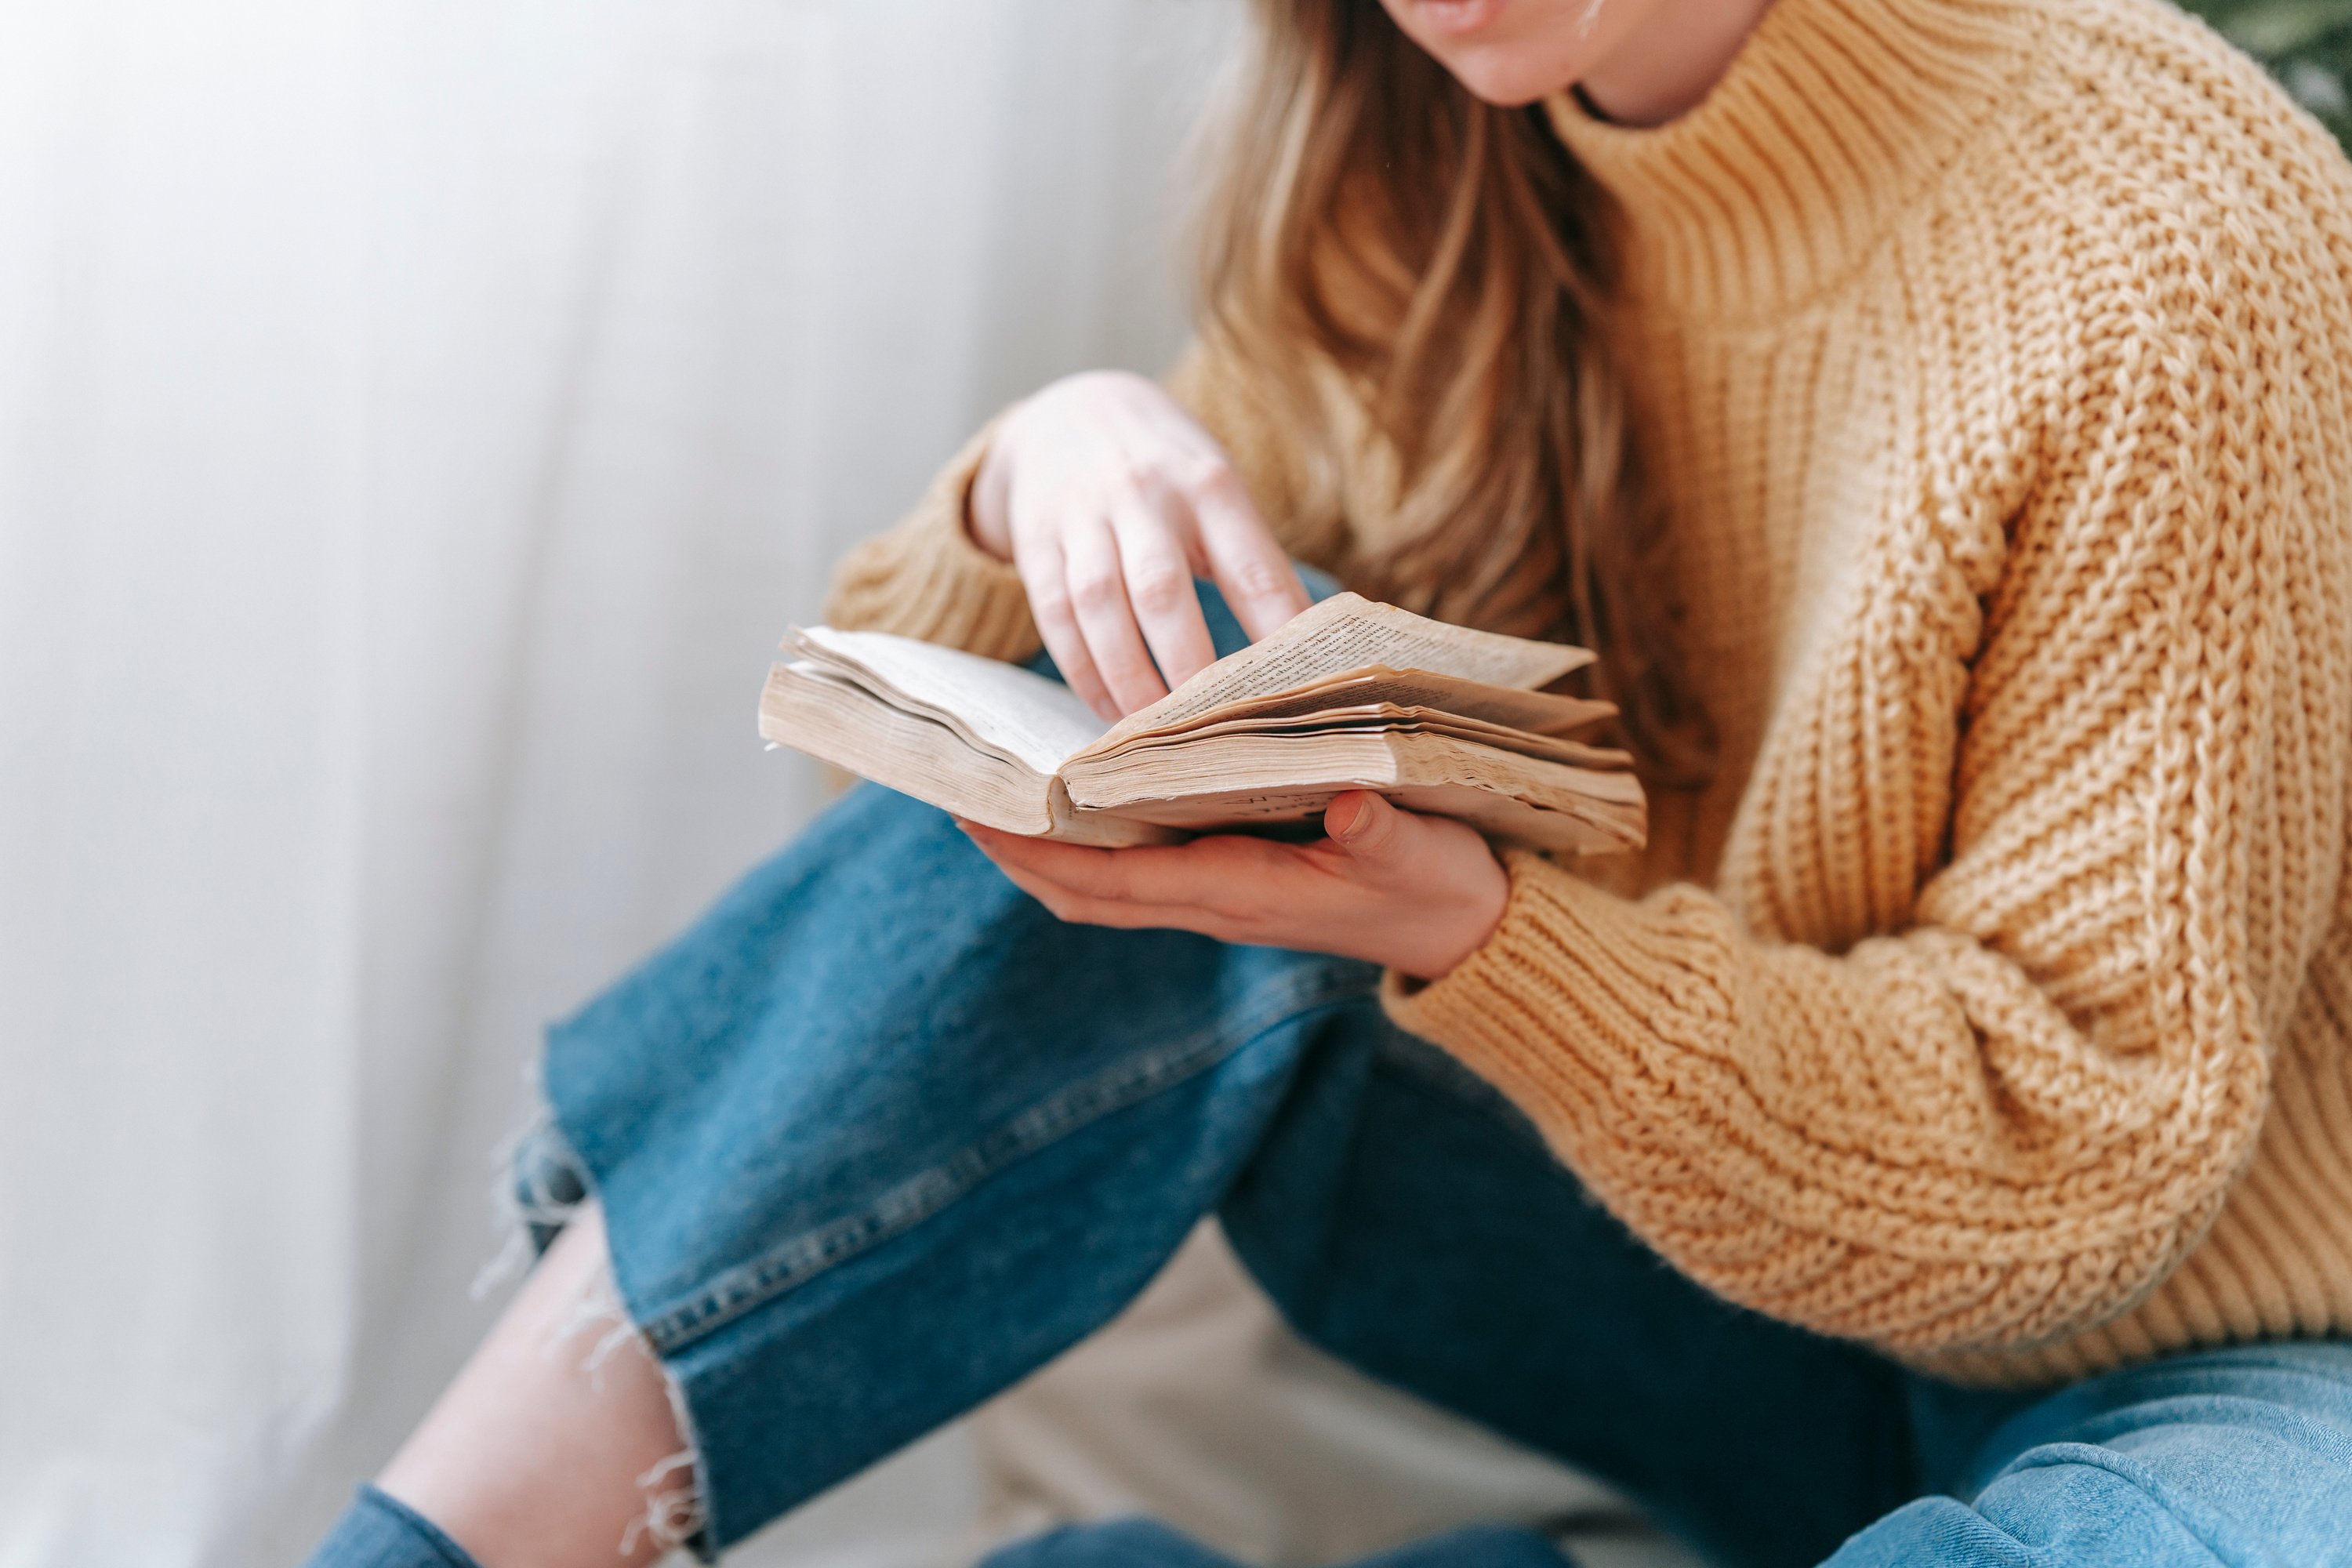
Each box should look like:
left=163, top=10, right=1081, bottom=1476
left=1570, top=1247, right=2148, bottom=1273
left=1826, top=1442, right=2246, bottom=1567
left=1820, top=1494, right=2033, bottom=1568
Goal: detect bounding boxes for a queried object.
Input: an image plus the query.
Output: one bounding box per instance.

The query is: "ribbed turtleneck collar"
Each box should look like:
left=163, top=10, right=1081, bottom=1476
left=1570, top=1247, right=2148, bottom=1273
left=1545, top=0, right=2046, bottom=318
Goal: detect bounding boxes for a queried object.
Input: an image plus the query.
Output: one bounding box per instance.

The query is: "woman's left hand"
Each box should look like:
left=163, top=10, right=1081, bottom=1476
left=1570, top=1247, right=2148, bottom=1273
left=960, top=790, right=1510, bottom=982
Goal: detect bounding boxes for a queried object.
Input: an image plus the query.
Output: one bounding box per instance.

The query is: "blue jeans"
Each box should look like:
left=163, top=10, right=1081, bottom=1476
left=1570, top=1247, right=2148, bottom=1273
left=307, top=584, right=2352, bottom=1568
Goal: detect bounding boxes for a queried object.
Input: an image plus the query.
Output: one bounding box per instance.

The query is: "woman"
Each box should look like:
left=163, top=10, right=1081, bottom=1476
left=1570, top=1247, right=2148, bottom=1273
left=308, top=0, right=2352, bottom=1564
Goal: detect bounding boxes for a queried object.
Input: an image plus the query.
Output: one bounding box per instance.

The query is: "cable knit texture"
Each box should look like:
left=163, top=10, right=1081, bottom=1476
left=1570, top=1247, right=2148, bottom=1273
left=828, top=0, right=2352, bottom=1385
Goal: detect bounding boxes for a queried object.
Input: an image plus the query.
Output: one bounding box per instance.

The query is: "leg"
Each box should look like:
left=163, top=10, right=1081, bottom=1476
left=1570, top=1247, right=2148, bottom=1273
left=971, top=1344, right=2352, bottom=1568
left=322, top=783, right=1964, bottom=1568
left=543, top=784, right=1378, bottom=1548
left=1218, top=1031, right=1978, bottom=1568
left=308, top=575, right=1356, bottom=1568
left=374, top=1203, right=691, bottom=1567
left=967, top=1221, right=1629, bottom=1566
left=1831, top=1342, right=2352, bottom=1566
left=301, top=779, right=1386, bottom=1568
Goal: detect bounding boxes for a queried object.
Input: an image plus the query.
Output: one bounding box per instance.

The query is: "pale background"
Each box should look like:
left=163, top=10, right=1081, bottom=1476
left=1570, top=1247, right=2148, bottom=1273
left=0, top=3, right=1679, bottom=1566
left=0, top=1, right=1221, bottom=1560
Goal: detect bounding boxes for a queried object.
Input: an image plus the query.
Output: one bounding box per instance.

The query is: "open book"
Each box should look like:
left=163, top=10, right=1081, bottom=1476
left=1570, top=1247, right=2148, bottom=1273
left=759, top=592, right=1646, bottom=853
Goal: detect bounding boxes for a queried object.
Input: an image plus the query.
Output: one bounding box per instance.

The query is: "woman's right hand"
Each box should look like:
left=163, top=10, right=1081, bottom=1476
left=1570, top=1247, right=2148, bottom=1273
left=967, top=369, right=1312, bottom=720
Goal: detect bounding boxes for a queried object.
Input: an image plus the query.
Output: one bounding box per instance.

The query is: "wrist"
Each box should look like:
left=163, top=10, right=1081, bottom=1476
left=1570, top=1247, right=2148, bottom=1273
left=1397, top=847, right=1511, bottom=982
left=1447, top=862, right=1512, bottom=976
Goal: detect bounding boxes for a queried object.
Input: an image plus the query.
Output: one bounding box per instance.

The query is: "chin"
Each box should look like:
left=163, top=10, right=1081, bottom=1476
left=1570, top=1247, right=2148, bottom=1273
left=1431, top=46, right=1564, bottom=107
left=1381, top=0, right=1629, bottom=107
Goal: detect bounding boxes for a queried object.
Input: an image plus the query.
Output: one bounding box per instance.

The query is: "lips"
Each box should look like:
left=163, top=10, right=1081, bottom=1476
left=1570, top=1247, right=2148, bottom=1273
left=1410, top=0, right=1507, bottom=35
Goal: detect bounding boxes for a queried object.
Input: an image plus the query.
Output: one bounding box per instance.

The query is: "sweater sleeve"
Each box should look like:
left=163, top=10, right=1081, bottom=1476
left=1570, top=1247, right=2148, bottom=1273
left=1386, top=314, right=2352, bottom=1360
left=822, top=342, right=1313, bottom=660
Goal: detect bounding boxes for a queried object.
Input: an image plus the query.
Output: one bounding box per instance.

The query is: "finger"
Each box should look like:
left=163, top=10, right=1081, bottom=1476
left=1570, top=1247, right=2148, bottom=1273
left=1325, top=790, right=1405, bottom=860
left=1015, top=535, right=1118, bottom=720
left=1000, top=866, right=1213, bottom=934
left=1189, top=463, right=1311, bottom=641
left=963, top=827, right=1229, bottom=933
left=1109, top=492, right=1218, bottom=691
left=964, top=823, right=1181, bottom=896
left=968, top=823, right=1306, bottom=916
left=1062, top=518, right=1171, bottom=715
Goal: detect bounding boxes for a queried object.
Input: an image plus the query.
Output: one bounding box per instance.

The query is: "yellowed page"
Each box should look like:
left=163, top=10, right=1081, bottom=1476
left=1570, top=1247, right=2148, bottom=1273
left=1110, top=782, right=1635, bottom=855
left=762, top=605, right=1632, bottom=851
left=793, top=626, right=1106, bottom=773
left=1094, top=593, right=1593, bottom=749
left=1065, top=731, right=1646, bottom=854
left=1082, top=666, right=1617, bottom=755
left=760, top=661, right=1171, bottom=845
left=1087, top=705, right=1632, bottom=771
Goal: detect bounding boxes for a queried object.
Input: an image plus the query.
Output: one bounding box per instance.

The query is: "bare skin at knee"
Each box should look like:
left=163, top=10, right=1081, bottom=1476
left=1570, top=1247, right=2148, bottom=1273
left=379, top=1201, right=694, bottom=1568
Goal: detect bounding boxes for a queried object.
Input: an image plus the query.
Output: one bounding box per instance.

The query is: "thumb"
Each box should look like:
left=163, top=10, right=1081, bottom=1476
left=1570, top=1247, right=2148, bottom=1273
left=1326, top=790, right=1405, bottom=859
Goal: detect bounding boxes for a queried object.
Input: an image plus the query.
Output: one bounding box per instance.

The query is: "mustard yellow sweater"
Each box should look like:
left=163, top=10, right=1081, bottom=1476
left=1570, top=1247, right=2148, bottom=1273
left=825, top=0, right=2352, bottom=1385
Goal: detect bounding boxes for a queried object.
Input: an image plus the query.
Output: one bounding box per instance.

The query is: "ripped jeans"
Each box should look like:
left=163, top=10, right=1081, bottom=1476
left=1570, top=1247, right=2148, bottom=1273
left=307, top=586, right=2352, bottom=1568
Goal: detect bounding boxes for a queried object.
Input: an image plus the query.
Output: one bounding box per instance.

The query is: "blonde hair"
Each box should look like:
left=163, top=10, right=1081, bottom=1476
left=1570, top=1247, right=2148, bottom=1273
left=1196, top=1, right=1711, bottom=782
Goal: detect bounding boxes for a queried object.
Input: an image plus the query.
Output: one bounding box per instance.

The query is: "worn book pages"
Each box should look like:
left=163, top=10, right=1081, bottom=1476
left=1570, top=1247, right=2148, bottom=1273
left=1076, top=705, right=1631, bottom=771
left=1064, top=731, right=1645, bottom=854
left=759, top=657, right=1169, bottom=845
left=759, top=590, right=1642, bottom=855
left=791, top=626, right=1104, bottom=774
left=1087, top=667, right=1619, bottom=746
left=1092, top=593, right=1592, bottom=748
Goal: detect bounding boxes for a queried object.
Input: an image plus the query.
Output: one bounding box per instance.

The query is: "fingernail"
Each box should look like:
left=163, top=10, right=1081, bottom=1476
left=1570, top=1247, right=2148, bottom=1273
left=1330, top=793, right=1366, bottom=839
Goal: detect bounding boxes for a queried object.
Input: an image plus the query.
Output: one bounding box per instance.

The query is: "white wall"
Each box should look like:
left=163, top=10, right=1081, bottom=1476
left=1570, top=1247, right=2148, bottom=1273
left=0, top=4, right=1239, bottom=1563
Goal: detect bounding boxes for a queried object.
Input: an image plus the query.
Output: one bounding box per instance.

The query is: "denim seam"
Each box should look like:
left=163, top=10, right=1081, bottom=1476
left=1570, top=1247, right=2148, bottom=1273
left=1992, top=1443, right=2261, bottom=1567
left=634, top=963, right=1373, bottom=1352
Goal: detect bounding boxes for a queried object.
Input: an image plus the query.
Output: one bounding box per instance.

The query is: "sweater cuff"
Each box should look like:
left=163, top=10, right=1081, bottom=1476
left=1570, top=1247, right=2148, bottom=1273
left=822, top=418, right=1040, bottom=663
left=1380, top=850, right=1698, bottom=1117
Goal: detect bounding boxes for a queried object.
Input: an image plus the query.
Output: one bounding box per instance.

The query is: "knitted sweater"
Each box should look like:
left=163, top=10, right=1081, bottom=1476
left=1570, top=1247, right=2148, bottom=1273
left=824, top=0, right=2352, bottom=1385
